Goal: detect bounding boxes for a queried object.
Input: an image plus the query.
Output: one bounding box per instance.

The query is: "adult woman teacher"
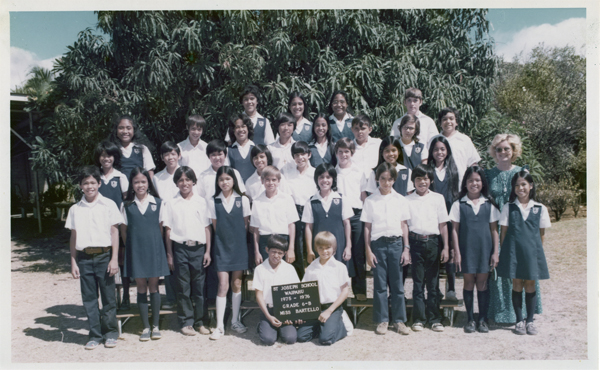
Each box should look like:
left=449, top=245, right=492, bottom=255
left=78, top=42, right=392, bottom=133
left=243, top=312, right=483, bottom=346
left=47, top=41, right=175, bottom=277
left=484, top=134, right=542, bottom=324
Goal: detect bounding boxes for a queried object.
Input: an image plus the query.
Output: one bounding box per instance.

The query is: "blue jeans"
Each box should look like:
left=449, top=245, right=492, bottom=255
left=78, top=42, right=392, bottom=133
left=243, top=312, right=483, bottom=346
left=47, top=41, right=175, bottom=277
left=371, top=237, right=406, bottom=324
left=297, top=305, right=347, bottom=345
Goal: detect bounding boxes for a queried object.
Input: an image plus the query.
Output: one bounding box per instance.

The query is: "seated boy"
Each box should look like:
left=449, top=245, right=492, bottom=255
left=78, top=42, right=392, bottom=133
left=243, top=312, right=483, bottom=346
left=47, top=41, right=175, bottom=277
left=178, top=115, right=210, bottom=177
left=390, top=87, right=439, bottom=146
left=66, top=165, right=123, bottom=349
left=254, top=235, right=300, bottom=345
left=297, top=231, right=350, bottom=345
left=350, top=115, right=382, bottom=174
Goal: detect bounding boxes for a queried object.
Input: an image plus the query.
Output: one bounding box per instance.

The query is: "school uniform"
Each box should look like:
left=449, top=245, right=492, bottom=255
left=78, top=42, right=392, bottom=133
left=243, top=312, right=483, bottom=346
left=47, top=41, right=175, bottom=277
left=65, top=193, right=123, bottom=343
left=226, top=113, right=275, bottom=146
left=352, top=137, right=382, bottom=174
left=292, top=117, right=313, bottom=143
left=228, top=140, right=256, bottom=183
left=399, top=141, right=427, bottom=170
left=364, top=163, right=415, bottom=196
left=207, top=192, right=251, bottom=272
left=433, top=166, right=454, bottom=212
left=449, top=196, right=501, bottom=273
left=162, top=192, right=212, bottom=329
left=197, top=166, right=246, bottom=202
left=297, top=257, right=350, bottom=345
left=309, top=140, right=334, bottom=168
left=497, top=200, right=551, bottom=280
left=119, top=142, right=155, bottom=180
left=152, top=167, right=180, bottom=201
left=328, top=113, right=354, bottom=143
left=390, top=111, right=439, bottom=146
left=250, top=190, right=299, bottom=261
left=244, top=170, right=292, bottom=202
left=178, top=137, right=210, bottom=178
left=99, top=169, right=128, bottom=210
left=406, top=190, right=450, bottom=326
left=430, top=132, right=481, bottom=185
left=268, top=138, right=296, bottom=170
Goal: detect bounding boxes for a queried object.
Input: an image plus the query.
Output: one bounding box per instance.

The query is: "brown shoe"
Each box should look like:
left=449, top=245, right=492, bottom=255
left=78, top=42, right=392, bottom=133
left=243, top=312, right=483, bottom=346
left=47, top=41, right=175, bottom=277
left=197, top=325, right=211, bottom=335
left=181, top=326, right=197, bottom=336
left=393, top=322, right=410, bottom=335
left=375, top=322, right=388, bottom=335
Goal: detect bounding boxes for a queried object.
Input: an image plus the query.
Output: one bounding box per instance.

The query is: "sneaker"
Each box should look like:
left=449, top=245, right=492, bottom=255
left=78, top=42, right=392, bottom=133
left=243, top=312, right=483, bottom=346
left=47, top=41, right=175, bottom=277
left=181, top=326, right=197, bottom=336
left=209, top=327, right=224, bottom=340
left=162, top=301, right=176, bottom=310
left=104, top=338, right=118, bottom=348
left=375, top=322, right=388, bottom=335
left=231, top=321, right=248, bottom=334
left=119, top=296, right=131, bottom=311
left=526, top=322, right=538, bottom=335
left=84, top=340, right=100, bottom=350
left=197, top=325, right=211, bottom=335
left=478, top=321, right=489, bottom=333
left=411, top=322, right=424, bottom=332
left=151, top=326, right=162, bottom=340
left=514, top=320, right=526, bottom=335
left=355, top=294, right=367, bottom=301
left=445, top=290, right=458, bottom=301
left=140, top=328, right=151, bottom=342
left=464, top=320, right=476, bottom=333
left=431, top=323, right=445, bottom=332
left=393, top=322, right=410, bottom=335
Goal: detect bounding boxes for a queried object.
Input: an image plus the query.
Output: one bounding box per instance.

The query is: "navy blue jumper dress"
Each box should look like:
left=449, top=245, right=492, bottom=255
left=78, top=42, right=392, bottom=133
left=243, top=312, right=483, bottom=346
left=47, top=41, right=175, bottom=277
left=99, top=176, right=124, bottom=210
left=228, top=144, right=255, bottom=183
left=458, top=200, right=494, bottom=274
left=253, top=118, right=268, bottom=146
left=120, top=145, right=144, bottom=180
left=328, top=118, right=354, bottom=143
left=309, top=141, right=333, bottom=168
left=402, top=142, right=425, bottom=170
left=213, top=197, right=249, bottom=272
left=292, top=120, right=313, bottom=143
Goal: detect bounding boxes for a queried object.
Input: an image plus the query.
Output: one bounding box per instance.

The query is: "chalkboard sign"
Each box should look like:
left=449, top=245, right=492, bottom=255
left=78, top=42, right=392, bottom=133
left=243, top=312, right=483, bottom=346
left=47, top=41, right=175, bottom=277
left=272, top=281, right=321, bottom=321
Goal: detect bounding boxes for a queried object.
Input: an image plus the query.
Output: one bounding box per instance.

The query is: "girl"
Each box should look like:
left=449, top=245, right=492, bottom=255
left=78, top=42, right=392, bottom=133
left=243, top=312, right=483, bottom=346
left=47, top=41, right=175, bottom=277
left=398, top=114, right=427, bottom=170
left=450, top=166, right=500, bottom=333
left=497, top=171, right=551, bottom=335
left=427, top=135, right=460, bottom=301
left=109, top=115, right=156, bottom=180
left=364, top=136, right=413, bottom=196
left=120, top=167, right=170, bottom=341
left=288, top=92, right=313, bottom=143
left=327, top=91, right=354, bottom=142
left=309, top=113, right=335, bottom=168
left=208, top=166, right=251, bottom=340
left=245, top=145, right=291, bottom=202
left=227, top=113, right=255, bottom=183
left=268, top=112, right=296, bottom=170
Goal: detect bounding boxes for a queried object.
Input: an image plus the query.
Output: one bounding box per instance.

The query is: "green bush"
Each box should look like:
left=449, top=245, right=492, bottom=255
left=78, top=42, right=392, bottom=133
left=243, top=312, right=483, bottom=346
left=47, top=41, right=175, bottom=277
left=536, top=177, right=580, bottom=222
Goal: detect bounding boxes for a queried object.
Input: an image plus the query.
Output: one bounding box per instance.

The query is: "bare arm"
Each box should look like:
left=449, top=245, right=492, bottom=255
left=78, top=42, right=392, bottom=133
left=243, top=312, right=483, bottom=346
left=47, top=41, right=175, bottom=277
left=286, top=223, right=295, bottom=264
left=490, top=221, right=499, bottom=268
left=439, top=222, right=449, bottom=263
left=319, top=284, right=349, bottom=323
left=451, top=221, right=461, bottom=272
left=70, top=230, right=79, bottom=279
left=204, top=225, right=212, bottom=267
left=305, top=223, right=315, bottom=263
left=165, top=227, right=174, bottom=271
left=252, top=227, right=262, bottom=266
left=364, top=222, right=377, bottom=268
left=119, top=223, right=127, bottom=244
left=255, top=289, right=281, bottom=327
left=108, top=225, right=119, bottom=276
left=342, top=218, right=352, bottom=261
left=400, top=221, right=411, bottom=266
left=540, top=228, right=545, bottom=245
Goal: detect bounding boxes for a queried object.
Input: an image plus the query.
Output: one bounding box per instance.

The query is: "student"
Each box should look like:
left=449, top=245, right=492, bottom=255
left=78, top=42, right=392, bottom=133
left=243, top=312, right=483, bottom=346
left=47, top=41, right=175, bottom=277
left=396, top=114, right=427, bottom=170
left=406, top=164, right=450, bottom=332
left=450, top=166, right=500, bottom=333
left=109, top=115, right=156, bottom=179
left=390, top=87, right=439, bottom=145
left=308, top=113, right=334, bottom=168
left=163, top=166, right=213, bottom=336
left=361, top=162, right=412, bottom=335
left=350, top=115, right=382, bottom=173
left=334, top=138, right=368, bottom=301
left=66, top=165, right=123, bottom=350
left=254, top=235, right=300, bottom=345
left=245, top=144, right=291, bottom=202
left=364, top=136, right=414, bottom=196
left=120, top=167, right=170, bottom=341
left=197, top=139, right=246, bottom=202
left=225, top=84, right=275, bottom=146
left=227, top=113, right=255, bottom=183
left=250, top=166, right=299, bottom=265
left=268, top=112, right=296, bottom=170
left=288, top=91, right=313, bottom=143
left=281, top=141, right=317, bottom=278
left=178, top=115, right=210, bottom=177
left=297, top=231, right=350, bottom=345
left=207, top=166, right=251, bottom=340
left=327, top=90, right=354, bottom=142
left=497, top=171, right=551, bottom=335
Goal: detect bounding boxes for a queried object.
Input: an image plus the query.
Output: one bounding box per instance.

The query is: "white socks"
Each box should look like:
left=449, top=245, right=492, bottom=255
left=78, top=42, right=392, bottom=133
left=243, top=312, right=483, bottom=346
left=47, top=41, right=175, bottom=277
left=216, top=296, right=226, bottom=330
left=342, top=310, right=354, bottom=336
left=231, top=291, right=242, bottom=324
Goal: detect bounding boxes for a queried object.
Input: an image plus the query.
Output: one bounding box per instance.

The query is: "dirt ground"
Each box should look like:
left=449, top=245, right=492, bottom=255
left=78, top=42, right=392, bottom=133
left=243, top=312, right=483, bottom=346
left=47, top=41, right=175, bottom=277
left=9, top=207, right=593, bottom=367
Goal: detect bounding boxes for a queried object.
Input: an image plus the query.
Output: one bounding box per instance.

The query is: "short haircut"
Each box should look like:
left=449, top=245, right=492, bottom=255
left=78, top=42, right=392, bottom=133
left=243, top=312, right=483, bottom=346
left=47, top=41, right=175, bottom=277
left=489, top=134, right=523, bottom=163
left=273, top=112, right=297, bottom=132
left=509, top=170, right=536, bottom=203
left=291, top=141, right=310, bottom=156
left=334, top=137, right=356, bottom=155
left=398, top=114, right=421, bottom=143
left=375, top=162, right=398, bottom=181
left=206, top=139, right=228, bottom=156
left=94, top=140, right=121, bottom=169
left=314, top=163, right=338, bottom=192
left=351, top=114, right=372, bottom=128
left=314, top=231, right=337, bottom=252
left=287, top=91, right=310, bottom=120
left=404, top=87, right=423, bottom=101
left=250, top=144, right=273, bottom=167
left=187, top=115, right=206, bottom=130
left=411, top=163, right=435, bottom=184
left=239, top=84, right=261, bottom=105
left=266, top=234, right=289, bottom=252
left=228, top=113, right=254, bottom=143
left=78, top=165, right=101, bottom=184
left=173, top=166, right=197, bottom=185
left=437, top=107, right=461, bottom=127
left=160, top=141, right=181, bottom=157
left=260, top=165, right=281, bottom=181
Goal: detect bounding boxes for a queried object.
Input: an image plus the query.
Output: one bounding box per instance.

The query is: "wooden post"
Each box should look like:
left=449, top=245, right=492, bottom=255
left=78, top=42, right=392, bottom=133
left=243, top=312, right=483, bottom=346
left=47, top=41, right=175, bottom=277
left=29, top=111, right=42, bottom=233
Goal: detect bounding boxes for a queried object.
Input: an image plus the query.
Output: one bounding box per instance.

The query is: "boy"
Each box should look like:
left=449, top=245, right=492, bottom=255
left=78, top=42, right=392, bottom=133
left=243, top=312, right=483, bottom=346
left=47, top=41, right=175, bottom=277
left=297, top=231, right=350, bottom=345
left=197, top=139, right=246, bottom=202
left=350, top=115, right=382, bottom=174
left=178, top=115, right=210, bottom=177
left=250, top=166, right=299, bottom=266
left=390, top=87, right=439, bottom=145
left=405, top=164, right=450, bottom=332
left=225, top=84, right=275, bottom=146
left=254, top=235, right=300, bottom=345
left=66, top=166, right=123, bottom=349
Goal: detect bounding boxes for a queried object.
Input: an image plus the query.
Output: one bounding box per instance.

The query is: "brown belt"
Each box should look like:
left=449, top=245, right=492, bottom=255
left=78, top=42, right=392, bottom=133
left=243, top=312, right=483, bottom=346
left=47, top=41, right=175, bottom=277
left=409, top=232, right=438, bottom=241
left=82, top=246, right=112, bottom=255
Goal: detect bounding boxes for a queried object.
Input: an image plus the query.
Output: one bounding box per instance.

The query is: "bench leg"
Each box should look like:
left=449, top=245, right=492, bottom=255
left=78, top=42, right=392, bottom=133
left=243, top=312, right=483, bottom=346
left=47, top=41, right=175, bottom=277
left=449, top=308, right=455, bottom=327
left=355, top=307, right=369, bottom=326
left=118, top=318, right=123, bottom=338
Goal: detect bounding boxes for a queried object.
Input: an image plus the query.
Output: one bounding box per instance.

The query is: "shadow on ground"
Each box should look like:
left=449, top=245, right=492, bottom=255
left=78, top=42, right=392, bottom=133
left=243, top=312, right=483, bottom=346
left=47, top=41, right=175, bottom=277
left=24, top=304, right=89, bottom=345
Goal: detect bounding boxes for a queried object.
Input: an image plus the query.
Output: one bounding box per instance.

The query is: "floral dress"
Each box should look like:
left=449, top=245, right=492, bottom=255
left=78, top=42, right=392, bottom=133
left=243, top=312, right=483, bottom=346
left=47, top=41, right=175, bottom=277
left=485, top=165, right=542, bottom=323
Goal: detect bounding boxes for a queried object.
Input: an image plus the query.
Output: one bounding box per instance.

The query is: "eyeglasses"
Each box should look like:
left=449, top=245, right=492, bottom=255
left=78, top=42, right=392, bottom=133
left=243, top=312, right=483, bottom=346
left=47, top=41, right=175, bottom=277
left=495, top=147, right=512, bottom=153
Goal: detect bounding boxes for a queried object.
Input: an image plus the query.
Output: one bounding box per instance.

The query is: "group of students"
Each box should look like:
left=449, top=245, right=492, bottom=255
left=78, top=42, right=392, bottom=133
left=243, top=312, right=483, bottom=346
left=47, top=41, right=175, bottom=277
left=66, top=85, right=551, bottom=350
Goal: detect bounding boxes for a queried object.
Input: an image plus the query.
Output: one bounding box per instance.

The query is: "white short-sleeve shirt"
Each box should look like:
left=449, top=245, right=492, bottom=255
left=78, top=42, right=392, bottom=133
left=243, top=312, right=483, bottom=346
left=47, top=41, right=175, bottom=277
left=336, top=164, right=368, bottom=210
left=162, top=192, right=211, bottom=244
left=197, top=166, right=246, bottom=201
left=281, top=163, right=317, bottom=206
left=449, top=196, right=500, bottom=223
left=302, top=257, right=350, bottom=304
left=152, top=167, right=180, bottom=201
left=352, top=136, right=382, bottom=173
left=244, top=171, right=291, bottom=202
left=364, top=163, right=415, bottom=194
left=268, top=138, right=296, bottom=170
left=120, top=195, right=165, bottom=225
left=253, top=260, right=300, bottom=306
left=361, top=189, right=411, bottom=240
left=250, top=191, right=299, bottom=235
left=499, top=200, right=552, bottom=228
left=207, top=191, right=252, bottom=219
left=391, top=112, right=439, bottom=147
left=178, top=137, right=210, bottom=177
left=101, top=169, right=129, bottom=193
left=405, top=190, right=450, bottom=235
left=301, top=191, right=354, bottom=224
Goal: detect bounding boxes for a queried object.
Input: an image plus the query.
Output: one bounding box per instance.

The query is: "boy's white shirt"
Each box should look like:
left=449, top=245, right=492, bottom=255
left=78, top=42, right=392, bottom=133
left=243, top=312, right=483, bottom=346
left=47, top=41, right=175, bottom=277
left=360, top=188, right=411, bottom=241
left=249, top=190, right=299, bottom=235
left=303, top=256, right=350, bottom=304
left=499, top=199, right=551, bottom=228
left=405, top=190, right=450, bottom=235
left=268, top=138, right=296, bottom=170
left=152, top=166, right=180, bottom=202
left=449, top=195, right=501, bottom=222
left=335, top=163, right=368, bottom=209
left=253, top=259, right=300, bottom=306
left=177, top=137, right=210, bottom=176
left=351, top=136, right=381, bottom=173
left=162, top=192, right=211, bottom=244
left=244, top=171, right=291, bottom=201
left=280, top=162, right=317, bottom=206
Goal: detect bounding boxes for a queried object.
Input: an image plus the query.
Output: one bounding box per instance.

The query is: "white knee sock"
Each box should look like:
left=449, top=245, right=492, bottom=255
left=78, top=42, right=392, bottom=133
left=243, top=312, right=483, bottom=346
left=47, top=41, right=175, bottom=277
left=342, top=310, right=354, bottom=336
left=231, top=291, right=242, bottom=323
left=216, top=296, right=226, bottom=330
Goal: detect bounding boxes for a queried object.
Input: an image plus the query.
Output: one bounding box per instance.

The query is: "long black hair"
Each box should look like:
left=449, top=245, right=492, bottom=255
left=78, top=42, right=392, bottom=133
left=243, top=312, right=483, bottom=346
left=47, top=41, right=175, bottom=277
left=427, top=136, right=459, bottom=201
left=214, top=166, right=247, bottom=199
left=310, top=112, right=332, bottom=144
left=457, top=166, right=499, bottom=210
left=373, top=136, right=404, bottom=171
left=108, top=115, right=154, bottom=151
left=124, top=167, right=160, bottom=206
left=287, top=91, right=310, bottom=120
left=508, top=170, right=536, bottom=203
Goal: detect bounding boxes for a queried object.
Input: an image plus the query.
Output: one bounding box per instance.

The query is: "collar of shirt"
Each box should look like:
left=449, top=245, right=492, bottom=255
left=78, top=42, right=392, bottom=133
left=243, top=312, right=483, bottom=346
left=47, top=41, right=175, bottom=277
left=353, top=136, right=377, bottom=149
left=180, top=137, right=206, bottom=151
left=316, top=255, right=338, bottom=269
left=216, top=191, right=241, bottom=203
left=272, top=138, right=296, bottom=148
left=101, top=169, right=124, bottom=183
left=232, top=140, right=255, bottom=148
left=135, top=194, right=156, bottom=207
left=119, top=141, right=139, bottom=156
left=174, top=191, right=200, bottom=202
left=256, top=189, right=285, bottom=203
left=314, top=191, right=342, bottom=202
left=511, top=198, right=538, bottom=211
left=329, top=113, right=352, bottom=125
left=394, top=163, right=408, bottom=171
left=80, top=193, right=105, bottom=207
left=156, top=166, right=178, bottom=180
left=249, top=113, right=264, bottom=125
left=294, top=117, right=311, bottom=134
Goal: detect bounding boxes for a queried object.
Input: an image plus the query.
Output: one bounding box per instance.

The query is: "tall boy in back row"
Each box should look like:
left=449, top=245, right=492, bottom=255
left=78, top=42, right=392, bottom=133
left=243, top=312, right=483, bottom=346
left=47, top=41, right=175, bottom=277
left=390, top=88, right=439, bottom=147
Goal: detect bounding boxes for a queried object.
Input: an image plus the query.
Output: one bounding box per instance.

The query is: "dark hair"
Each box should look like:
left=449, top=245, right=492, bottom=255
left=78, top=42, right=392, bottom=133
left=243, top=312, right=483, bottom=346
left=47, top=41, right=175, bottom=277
left=314, top=163, right=338, bottom=192
left=351, top=114, right=372, bottom=129
left=266, top=234, right=289, bottom=252
left=214, top=166, right=246, bottom=199
left=109, top=115, right=153, bottom=150
left=173, top=166, right=197, bottom=185
left=187, top=115, right=207, bottom=130
left=228, top=113, right=254, bottom=144
left=287, top=91, right=310, bottom=120
left=334, top=137, right=356, bottom=155
left=457, top=166, right=499, bottom=210
left=375, top=162, right=398, bottom=182
left=374, top=136, right=404, bottom=171
left=77, top=165, right=101, bottom=184
left=206, top=139, right=228, bottom=157
left=311, top=112, right=332, bottom=144
left=437, top=107, right=461, bottom=128
left=239, top=84, right=261, bottom=106
left=273, top=112, right=297, bottom=133
left=250, top=144, right=273, bottom=168
left=404, top=87, right=423, bottom=101
left=291, top=141, right=311, bottom=156
left=399, top=114, right=421, bottom=143
left=124, top=167, right=160, bottom=205
left=427, top=136, right=459, bottom=200
left=411, top=164, right=435, bottom=191
left=94, top=140, right=121, bottom=169
left=160, top=141, right=181, bottom=157
left=508, top=170, right=536, bottom=203
left=328, top=90, right=351, bottom=115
